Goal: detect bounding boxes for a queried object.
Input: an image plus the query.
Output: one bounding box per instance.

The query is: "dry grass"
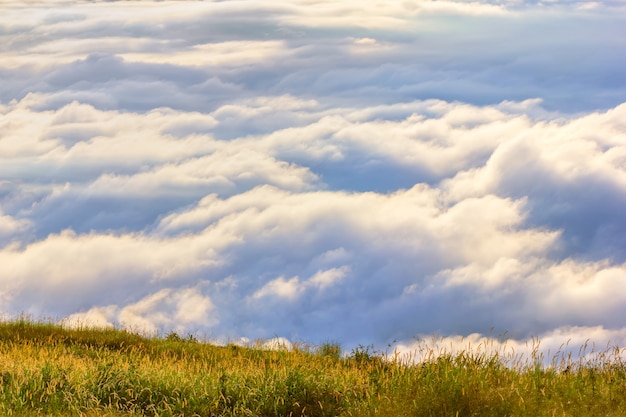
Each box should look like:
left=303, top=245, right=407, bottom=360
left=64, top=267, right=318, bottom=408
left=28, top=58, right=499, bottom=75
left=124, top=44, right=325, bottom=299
left=1, top=318, right=626, bottom=416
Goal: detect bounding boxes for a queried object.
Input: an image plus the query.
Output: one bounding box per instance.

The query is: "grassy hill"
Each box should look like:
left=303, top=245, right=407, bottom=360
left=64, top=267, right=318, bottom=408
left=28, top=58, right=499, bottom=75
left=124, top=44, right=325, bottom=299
left=0, top=318, right=625, bottom=416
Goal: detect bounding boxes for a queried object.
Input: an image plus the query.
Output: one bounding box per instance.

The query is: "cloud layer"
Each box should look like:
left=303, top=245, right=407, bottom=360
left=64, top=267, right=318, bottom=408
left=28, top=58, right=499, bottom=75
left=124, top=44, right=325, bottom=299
left=1, top=0, right=626, bottom=356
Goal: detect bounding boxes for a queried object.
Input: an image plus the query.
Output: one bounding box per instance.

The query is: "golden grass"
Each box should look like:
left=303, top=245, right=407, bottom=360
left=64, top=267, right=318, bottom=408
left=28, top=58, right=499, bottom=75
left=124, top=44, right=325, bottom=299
left=1, top=318, right=626, bottom=416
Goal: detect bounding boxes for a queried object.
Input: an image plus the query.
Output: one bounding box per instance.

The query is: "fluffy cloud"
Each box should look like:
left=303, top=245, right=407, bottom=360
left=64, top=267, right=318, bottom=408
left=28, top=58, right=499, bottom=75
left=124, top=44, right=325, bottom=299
left=443, top=102, right=626, bottom=260
left=0, top=211, right=31, bottom=245
left=1, top=0, right=625, bottom=356
left=2, top=0, right=624, bottom=112
left=2, top=95, right=625, bottom=347
left=396, top=325, right=626, bottom=367
left=61, top=287, right=216, bottom=335
left=0, top=176, right=620, bottom=344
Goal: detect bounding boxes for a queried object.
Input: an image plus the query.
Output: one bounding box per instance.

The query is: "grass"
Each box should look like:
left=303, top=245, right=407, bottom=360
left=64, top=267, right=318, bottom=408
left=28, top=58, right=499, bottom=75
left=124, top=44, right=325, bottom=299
left=1, top=318, right=626, bottom=416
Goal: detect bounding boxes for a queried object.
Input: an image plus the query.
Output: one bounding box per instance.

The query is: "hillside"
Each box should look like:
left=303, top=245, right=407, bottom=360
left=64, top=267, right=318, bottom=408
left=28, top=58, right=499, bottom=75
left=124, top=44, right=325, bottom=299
left=0, top=318, right=625, bottom=416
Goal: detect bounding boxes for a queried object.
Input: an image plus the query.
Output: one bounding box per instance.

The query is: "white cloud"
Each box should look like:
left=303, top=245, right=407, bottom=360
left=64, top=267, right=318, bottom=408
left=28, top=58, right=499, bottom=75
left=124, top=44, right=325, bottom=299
left=309, top=266, right=350, bottom=289
left=2, top=0, right=623, bottom=112
left=120, top=41, right=289, bottom=68
left=0, top=212, right=31, bottom=244
left=2, top=97, right=625, bottom=349
left=118, top=287, right=217, bottom=335
left=252, top=276, right=302, bottom=300
left=0, top=98, right=217, bottom=174
left=1, top=0, right=625, bottom=356
left=60, top=287, right=218, bottom=335
left=251, top=266, right=350, bottom=300
left=86, top=148, right=316, bottom=197
left=396, top=325, right=626, bottom=367
left=60, top=306, right=117, bottom=330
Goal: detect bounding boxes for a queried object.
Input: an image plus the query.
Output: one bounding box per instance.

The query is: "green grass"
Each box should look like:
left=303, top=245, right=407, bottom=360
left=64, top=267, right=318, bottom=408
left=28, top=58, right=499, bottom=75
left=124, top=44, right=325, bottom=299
left=1, top=318, right=626, bottom=416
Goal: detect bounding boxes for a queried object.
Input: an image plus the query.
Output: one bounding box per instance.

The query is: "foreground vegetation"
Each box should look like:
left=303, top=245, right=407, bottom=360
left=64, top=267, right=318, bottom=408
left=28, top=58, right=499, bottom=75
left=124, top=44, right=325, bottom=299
left=1, top=319, right=626, bottom=416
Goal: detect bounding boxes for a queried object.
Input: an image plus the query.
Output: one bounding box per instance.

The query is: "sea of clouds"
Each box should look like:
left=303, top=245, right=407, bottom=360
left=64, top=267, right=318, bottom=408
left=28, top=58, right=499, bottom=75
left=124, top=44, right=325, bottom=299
left=1, top=0, right=625, bottom=359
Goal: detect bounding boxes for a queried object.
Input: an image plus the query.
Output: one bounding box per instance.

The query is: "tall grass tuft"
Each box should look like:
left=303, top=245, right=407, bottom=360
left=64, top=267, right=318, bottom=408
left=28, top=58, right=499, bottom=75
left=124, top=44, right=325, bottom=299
left=1, top=317, right=626, bottom=416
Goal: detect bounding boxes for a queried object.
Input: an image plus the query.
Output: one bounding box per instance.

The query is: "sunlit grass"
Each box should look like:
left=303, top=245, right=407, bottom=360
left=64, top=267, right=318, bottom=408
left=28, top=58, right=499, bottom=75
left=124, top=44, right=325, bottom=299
left=1, top=317, right=626, bottom=416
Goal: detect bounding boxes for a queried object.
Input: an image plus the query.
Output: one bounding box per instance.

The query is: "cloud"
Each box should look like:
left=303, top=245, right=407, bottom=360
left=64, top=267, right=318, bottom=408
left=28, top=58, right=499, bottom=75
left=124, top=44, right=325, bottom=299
left=253, top=276, right=302, bottom=301
left=2, top=0, right=624, bottom=112
left=61, top=306, right=117, bottom=330
left=0, top=181, right=560, bottom=343
left=0, top=211, right=31, bottom=246
left=2, top=94, right=626, bottom=348
left=396, top=325, right=626, bottom=367
left=443, top=102, right=626, bottom=260
left=61, top=287, right=216, bottom=335
left=251, top=267, right=350, bottom=300
left=117, top=287, right=217, bottom=335
left=1, top=0, right=625, bottom=356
